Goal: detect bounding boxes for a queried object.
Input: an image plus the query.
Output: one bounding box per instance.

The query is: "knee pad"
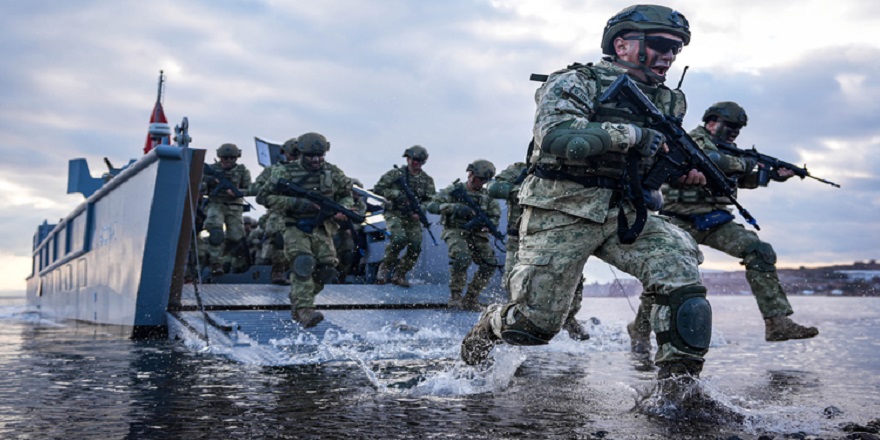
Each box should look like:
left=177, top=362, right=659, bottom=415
left=208, top=227, right=225, bottom=246
left=497, top=305, right=556, bottom=346
left=656, top=285, right=711, bottom=356
left=291, top=253, right=316, bottom=281
left=314, top=264, right=338, bottom=284
left=743, top=242, right=777, bottom=272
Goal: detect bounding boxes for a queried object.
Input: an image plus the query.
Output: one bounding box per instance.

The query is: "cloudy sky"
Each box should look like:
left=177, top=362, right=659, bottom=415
left=1, top=0, right=878, bottom=292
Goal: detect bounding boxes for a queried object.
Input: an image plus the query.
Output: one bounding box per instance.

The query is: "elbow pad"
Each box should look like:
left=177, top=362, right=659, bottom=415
left=487, top=181, right=514, bottom=199
left=541, top=127, right=612, bottom=160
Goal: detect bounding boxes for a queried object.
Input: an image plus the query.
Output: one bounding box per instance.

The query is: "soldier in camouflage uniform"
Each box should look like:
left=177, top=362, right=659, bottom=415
left=257, top=132, right=354, bottom=328
left=427, top=160, right=501, bottom=311
left=627, top=102, right=819, bottom=355
left=202, top=143, right=252, bottom=276
left=252, top=138, right=300, bottom=284
left=461, top=5, right=713, bottom=380
left=373, top=146, right=436, bottom=287
left=334, top=179, right=367, bottom=283
left=488, top=162, right=590, bottom=341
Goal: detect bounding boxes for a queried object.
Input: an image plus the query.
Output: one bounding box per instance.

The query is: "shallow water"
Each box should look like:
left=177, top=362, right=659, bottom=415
left=1, top=295, right=877, bottom=439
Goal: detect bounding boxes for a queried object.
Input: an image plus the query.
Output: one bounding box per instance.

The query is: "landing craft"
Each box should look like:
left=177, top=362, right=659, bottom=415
left=25, top=73, right=509, bottom=364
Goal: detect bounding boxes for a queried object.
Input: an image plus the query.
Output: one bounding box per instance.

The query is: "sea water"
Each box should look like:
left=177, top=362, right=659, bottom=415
left=1, top=294, right=877, bottom=439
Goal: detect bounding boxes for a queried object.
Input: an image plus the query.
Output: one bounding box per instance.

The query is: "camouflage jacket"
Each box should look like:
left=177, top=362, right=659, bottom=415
left=520, top=59, right=686, bottom=223
left=203, top=162, right=252, bottom=204
left=662, top=125, right=759, bottom=215
left=373, top=164, right=436, bottom=218
left=248, top=165, right=275, bottom=197
left=430, top=181, right=501, bottom=232
left=257, top=160, right=353, bottom=224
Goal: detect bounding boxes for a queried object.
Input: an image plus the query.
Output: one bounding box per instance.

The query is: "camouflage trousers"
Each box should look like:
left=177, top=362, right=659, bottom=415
left=504, top=233, right=583, bottom=323
left=506, top=206, right=705, bottom=364
left=381, top=215, right=423, bottom=276
left=258, top=211, right=288, bottom=266
left=334, top=227, right=355, bottom=279
left=666, top=217, right=793, bottom=319
left=442, top=227, right=496, bottom=296
left=283, top=222, right=338, bottom=309
left=203, top=202, right=245, bottom=265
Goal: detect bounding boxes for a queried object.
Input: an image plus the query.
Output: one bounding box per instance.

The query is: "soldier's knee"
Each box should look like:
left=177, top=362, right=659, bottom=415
left=496, top=305, right=557, bottom=346
left=742, top=241, right=777, bottom=272
left=656, top=285, right=711, bottom=357
left=207, top=227, right=225, bottom=246
left=291, top=253, right=316, bottom=281
left=450, top=252, right=471, bottom=272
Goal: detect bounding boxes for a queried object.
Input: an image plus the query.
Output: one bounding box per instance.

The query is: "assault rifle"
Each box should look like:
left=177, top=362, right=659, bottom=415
left=714, top=143, right=840, bottom=188
left=598, top=74, right=760, bottom=230
left=203, top=165, right=255, bottom=211
left=274, top=178, right=389, bottom=236
left=450, top=180, right=504, bottom=241
left=394, top=165, right=438, bottom=246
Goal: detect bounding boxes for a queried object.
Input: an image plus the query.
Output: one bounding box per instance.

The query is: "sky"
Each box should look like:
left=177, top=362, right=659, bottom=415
left=1, top=0, right=878, bottom=292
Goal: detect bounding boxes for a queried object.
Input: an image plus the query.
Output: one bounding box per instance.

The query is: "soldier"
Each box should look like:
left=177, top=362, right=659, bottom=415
left=488, top=162, right=590, bottom=341
left=252, top=138, right=300, bottom=284
left=202, top=143, right=252, bottom=276
left=373, top=146, right=437, bottom=287
left=627, top=102, right=819, bottom=355
left=333, top=179, right=367, bottom=283
left=427, top=160, right=501, bottom=311
left=257, top=132, right=354, bottom=328
left=461, top=4, right=713, bottom=381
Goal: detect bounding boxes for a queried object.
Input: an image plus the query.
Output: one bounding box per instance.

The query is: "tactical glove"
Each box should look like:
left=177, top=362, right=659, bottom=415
left=632, top=126, right=664, bottom=157
left=453, top=204, right=475, bottom=220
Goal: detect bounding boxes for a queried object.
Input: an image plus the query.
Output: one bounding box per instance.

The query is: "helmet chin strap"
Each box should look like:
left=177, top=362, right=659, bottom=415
left=614, top=33, right=666, bottom=85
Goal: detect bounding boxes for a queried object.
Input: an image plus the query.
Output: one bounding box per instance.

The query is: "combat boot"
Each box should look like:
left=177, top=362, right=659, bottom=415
left=460, top=291, right=482, bottom=312
left=292, top=307, right=324, bottom=328
left=375, top=262, right=391, bottom=285
left=764, top=315, right=819, bottom=342
left=461, top=304, right=501, bottom=365
left=656, top=358, right=703, bottom=380
left=448, top=290, right=463, bottom=308
left=627, top=321, right=652, bottom=357
left=271, top=263, right=289, bottom=285
left=562, top=317, right=590, bottom=341
left=390, top=272, right=411, bottom=288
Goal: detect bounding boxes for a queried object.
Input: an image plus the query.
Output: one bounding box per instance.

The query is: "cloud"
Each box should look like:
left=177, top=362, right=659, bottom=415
left=1, top=0, right=878, bottom=292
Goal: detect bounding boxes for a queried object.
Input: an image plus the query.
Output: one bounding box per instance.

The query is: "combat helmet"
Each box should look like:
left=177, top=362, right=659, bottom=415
left=296, top=132, right=330, bottom=155
left=466, top=159, right=496, bottom=180
left=703, top=102, right=748, bottom=127
left=601, top=4, right=691, bottom=55
left=282, top=137, right=300, bottom=156
left=403, top=145, right=429, bottom=161
left=217, top=143, right=241, bottom=158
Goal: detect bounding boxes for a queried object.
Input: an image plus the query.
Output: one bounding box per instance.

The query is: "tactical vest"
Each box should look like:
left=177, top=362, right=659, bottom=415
left=388, top=166, right=433, bottom=215
left=532, top=63, right=685, bottom=181
left=442, top=187, right=493, bottom=230
left=206, top=163, right=249, bottom=203
left=281, top=163, right=337, bottom=220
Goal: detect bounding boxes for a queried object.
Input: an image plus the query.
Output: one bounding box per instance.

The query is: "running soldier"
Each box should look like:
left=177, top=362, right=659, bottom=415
left=257, top=132, right=354, bottom=328
left=427, top=160, right=501, bottom=311
left=628, top=102, right=819, bottom=355
left=461, top=4, right=712, bottom=380
left=202, top=143, right=252, bottom=276
left=373, top=146, right=436, bottom=287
